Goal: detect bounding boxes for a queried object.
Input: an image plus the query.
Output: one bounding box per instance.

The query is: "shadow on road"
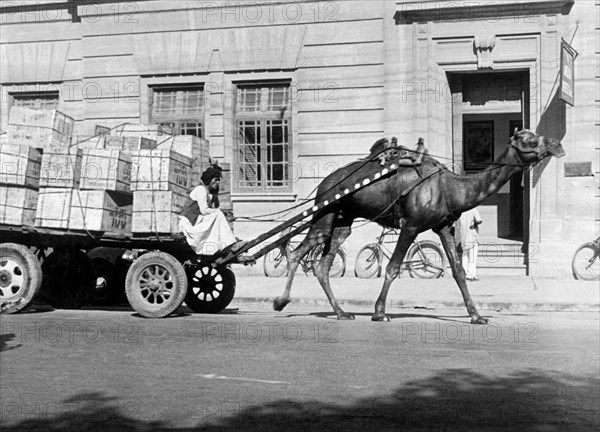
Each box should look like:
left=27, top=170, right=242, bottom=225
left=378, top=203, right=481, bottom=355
left=1, top=369, right=598, bottom=431
left=0, top=333, right=21, bottom=352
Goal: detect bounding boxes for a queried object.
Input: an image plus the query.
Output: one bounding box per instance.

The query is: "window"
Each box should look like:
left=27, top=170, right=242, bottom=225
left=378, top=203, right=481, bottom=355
left=11, top=91, right=59, bottom=110
left=235, top=84, right=291, bottom=191
left=150, top=86, right=204, bottom=137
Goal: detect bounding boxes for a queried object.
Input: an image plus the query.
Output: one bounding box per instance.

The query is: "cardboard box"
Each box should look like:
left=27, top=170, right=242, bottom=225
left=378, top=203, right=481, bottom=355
left=7, top=107, right=74, bottom=151
left=132, top=190, right=187, bottom=233
left=105, top=136, right=157, bottom=151
left=35, top=188, right=133, bottom=234
left=131, top=149, right=192, bottom=194
left=69, top=190, right=132, bottom=235
left=80, top=149, right=132, bottom=192
left=35, top=188, right=72, bottom=229
left=0, top=144, right=42, bottom=189
left=0, top=186, right=38, bottom=226
left=39, top=149, right=82, bottom=188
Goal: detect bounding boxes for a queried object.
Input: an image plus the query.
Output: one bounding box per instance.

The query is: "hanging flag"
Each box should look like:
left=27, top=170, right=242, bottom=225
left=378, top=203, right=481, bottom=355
left=559, top=38, right=578, bottom=106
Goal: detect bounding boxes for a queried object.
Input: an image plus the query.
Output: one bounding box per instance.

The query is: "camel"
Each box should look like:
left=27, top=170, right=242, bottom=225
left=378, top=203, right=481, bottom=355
left=273, top=130, right=565, bottom=324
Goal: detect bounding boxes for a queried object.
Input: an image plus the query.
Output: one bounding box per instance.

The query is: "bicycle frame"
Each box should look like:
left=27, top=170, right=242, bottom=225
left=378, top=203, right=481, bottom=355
left=371, top=228, right=434, bottom=272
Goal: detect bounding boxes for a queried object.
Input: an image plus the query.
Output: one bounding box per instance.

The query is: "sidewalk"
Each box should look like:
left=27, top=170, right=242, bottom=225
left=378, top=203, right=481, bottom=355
left=231, top=274, right=600, bottom=312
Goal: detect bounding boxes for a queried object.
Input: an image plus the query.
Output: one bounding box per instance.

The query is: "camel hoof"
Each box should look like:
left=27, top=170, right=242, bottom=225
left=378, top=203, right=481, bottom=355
left=371, top=314, right=390, bottom=322
left=471, top=316, right=489, bottom=325
left=337, top=312, right=355, bottom=320
left=273, top=297, right=291, bottom=312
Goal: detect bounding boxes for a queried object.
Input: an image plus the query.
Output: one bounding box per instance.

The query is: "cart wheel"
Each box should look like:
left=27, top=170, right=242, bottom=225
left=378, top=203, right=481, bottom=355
left=125, top=251, right=187, bottom=318
left=0, top=243, right=42, bottom=314
left=40, top=249, right=96, bottom=309
left=185, top=265, right=236, bottom=313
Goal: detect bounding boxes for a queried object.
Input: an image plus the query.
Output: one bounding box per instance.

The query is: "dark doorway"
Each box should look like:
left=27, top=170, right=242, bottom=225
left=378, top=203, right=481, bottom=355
left=449, top=70, right=529, bottom=242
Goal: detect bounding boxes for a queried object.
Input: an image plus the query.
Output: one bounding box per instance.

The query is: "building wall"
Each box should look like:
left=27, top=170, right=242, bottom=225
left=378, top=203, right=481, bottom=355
left=1, top=0, right=598, bottom=277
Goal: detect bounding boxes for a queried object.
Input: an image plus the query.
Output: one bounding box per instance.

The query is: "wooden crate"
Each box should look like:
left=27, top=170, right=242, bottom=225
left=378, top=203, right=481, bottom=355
left=132, top=190, right=187, bottom=233
left=80, top=149, right=132, bottom=192
left=74, top=135, right=106, bottom=149
left=0, top=144, right=42, bottom=189
left=0, top=186, right=38, bottom=226
left=35, top=188, right=72, bottom=229
left=157, top=135, right=210, bottom=187
left=131, top=149, right=192, bottom=194
left=7, top=107, right=74, bottom=151
left=35, top=188, right=133, bottom=234
left=69, top=190, right=133, bottom=235
left=39, top=149, right=82, bottom=188
left=105, top=136, right=157, bottom=151
left=112, top=124, right=173, bottom=141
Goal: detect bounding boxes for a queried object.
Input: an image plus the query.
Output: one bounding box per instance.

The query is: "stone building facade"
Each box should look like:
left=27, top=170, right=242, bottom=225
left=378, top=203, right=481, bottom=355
left=1, top=0, right=597, bottom=276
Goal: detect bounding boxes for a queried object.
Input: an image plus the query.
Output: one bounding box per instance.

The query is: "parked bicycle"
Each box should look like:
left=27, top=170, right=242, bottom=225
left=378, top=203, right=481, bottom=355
left=354, top=227, right=446, bottom=279
left=572, top=236, right=600, bottom=281
left=263, top=228, right=347, bottom=278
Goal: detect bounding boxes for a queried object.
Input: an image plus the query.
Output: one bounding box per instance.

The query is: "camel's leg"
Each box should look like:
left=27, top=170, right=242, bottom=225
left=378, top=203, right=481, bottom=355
left=273, top=214, right=335, bottom=312
left=435, top=225, right=489, bottom=324
left=372, top=226, right=419, bottom=322
left=314, top=225, right=354, bottom=320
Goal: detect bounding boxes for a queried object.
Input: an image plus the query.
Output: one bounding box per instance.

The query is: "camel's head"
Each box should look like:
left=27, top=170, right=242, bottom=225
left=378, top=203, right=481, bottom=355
left=510, top=129, right=565, bottom=164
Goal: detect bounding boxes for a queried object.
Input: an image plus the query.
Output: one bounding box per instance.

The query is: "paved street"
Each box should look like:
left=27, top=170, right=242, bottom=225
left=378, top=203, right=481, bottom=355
left=1, top=303, right=599, bottom=431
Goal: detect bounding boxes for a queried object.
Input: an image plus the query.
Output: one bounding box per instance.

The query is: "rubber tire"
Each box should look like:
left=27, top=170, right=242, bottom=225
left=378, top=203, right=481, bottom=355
left=125, top=251, right=187, bottom=318
left=91, top=258, right=120, bottom=305
left=40, top=249, right=96, bottom=309
left=406, top=240, right=446, bottom=279
left=185, top=265, right=236, bottom=313
left=354, top=244, right=382, bottom=279
left=0, top=243, right=42, bottom=314
left=312, top=244, right=346, bottom=278
left=263, top=246, right=289, bottom=278
left=571, top=243, right=600, bottom=281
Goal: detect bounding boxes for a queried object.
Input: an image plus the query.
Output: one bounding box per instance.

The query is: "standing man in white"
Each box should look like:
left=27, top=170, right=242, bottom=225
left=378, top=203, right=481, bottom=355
left=455, top=207, right=483, bottom=281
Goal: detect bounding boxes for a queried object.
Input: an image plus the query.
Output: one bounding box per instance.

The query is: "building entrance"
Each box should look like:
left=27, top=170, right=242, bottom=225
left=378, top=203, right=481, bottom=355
left=449, top=71, right=530, bottom=244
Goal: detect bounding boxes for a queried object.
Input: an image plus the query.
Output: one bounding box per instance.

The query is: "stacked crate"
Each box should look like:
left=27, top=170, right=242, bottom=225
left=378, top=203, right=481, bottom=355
left=156, top=135, right=210, bottom=187
left=35, top=148, right=133, bottom=236
left=0, top=144, right=42, bottom=226
left=7, top=107, right=74, bottom=152
left=131, top=149, right=193, bottom=234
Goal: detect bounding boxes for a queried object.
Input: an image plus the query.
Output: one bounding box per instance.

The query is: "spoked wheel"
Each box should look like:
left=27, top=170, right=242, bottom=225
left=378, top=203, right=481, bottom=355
left=125, top=252, right=187, bottom=318
left=185, top=265, right=236, bottom=313
left=354, top=244, right=382, bottom=279
left=40, top=249, right=96, bottom=309
left=312, top=244, right=346, bottom=278
left=407, top=240, right=446, bottom=279
left=0, top=243, right=42, bottom=314
left=572, top=243, right=600, bottom=281
left=263, top=246, right=289, bottom=278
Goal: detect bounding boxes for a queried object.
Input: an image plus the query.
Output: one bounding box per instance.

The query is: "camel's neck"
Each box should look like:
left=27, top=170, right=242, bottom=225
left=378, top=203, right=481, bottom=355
left=446, top=146, right=525, bottom=214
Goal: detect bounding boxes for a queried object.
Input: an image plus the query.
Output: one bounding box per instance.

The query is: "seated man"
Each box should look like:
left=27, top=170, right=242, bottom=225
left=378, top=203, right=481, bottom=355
left=179, top=164, right=247, bottom=257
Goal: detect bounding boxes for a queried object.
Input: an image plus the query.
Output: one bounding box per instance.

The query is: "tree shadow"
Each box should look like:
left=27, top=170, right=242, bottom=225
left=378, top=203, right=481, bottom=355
left=1, top=370, right=597, bottom=431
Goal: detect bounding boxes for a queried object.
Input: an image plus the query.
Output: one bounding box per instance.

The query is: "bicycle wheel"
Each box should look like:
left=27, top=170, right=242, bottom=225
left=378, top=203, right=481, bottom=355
left=311, top=245, right=346, bottom=278
left=354, top=244, right=382, bottom=279
left=263, top=246, right=289, bottom=278
left=572, top=243, right=600, bottom=281
left=406, top=240, right=446, bottom=279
